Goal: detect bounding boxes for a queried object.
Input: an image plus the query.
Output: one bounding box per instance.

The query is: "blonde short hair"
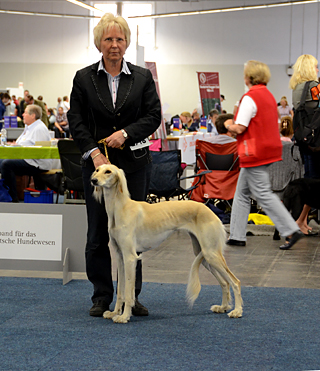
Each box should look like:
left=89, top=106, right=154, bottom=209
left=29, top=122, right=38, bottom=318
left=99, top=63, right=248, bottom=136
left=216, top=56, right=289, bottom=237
left=244, top=60, right=271, bottom=86
left=94, top=13, right=131, bottom=52
left=26, top=104, right=42, bottom=120
left=289, top=54, right=318, bottom=90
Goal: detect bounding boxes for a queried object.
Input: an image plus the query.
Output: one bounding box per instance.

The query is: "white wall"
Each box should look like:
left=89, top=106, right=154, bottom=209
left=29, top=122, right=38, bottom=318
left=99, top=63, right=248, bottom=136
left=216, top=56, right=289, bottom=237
left=0, top=1, right=319, bottom=115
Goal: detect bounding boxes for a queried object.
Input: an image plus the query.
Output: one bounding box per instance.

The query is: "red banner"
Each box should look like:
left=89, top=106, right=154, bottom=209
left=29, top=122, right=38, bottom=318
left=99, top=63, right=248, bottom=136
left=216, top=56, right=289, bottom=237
left=197, top=72, right=221, bottom=117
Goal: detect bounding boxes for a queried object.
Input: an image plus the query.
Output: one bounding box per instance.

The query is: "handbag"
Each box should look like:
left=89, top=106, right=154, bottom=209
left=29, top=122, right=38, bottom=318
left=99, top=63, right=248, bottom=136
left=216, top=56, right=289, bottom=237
left=0, top=179, right=12, bottom=202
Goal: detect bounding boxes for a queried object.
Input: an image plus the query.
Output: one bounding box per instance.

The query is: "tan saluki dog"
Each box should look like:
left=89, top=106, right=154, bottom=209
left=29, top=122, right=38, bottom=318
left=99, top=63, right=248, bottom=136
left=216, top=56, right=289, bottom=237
left=91, top=164, right=243, bottom=323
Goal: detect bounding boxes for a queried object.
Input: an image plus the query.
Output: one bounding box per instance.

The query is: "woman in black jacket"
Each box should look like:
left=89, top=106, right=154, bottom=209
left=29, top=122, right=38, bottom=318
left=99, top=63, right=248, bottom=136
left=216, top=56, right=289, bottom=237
left=68, top=13, right=161, bottom=317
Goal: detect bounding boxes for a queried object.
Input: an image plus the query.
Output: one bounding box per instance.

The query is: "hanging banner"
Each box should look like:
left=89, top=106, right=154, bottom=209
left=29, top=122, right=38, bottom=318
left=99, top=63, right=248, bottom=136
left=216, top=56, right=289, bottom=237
left=197, top=72, right=221, bottom=117
left=145, top=62, right=168, bottom=147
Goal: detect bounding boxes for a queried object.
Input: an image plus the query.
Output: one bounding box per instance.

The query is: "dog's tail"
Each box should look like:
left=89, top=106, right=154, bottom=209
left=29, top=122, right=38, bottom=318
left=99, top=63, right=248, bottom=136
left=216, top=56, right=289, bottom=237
left=186, top=251, right=204, bottom=307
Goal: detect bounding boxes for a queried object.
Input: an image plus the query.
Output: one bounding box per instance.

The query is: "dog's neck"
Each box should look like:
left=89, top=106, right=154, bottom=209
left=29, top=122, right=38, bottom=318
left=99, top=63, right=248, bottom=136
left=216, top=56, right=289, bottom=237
left=102, top=186, right=130, bottom=229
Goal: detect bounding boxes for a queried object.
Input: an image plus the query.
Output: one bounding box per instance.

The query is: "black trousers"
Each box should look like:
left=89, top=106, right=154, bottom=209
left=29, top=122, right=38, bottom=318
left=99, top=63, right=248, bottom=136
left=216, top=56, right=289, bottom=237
left=82, top=159, right=151, bottom=304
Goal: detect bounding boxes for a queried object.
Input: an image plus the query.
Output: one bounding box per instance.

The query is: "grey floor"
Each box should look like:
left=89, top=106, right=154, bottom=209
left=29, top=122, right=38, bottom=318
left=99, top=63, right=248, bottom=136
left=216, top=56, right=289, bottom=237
left=2, top=228, right=319, bottom=290
left=141, top=229, right=320, bottom=290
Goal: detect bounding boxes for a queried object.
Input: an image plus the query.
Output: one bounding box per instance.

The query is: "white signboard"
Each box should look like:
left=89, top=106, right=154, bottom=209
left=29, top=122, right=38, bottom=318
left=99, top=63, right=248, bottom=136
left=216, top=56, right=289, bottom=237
left=0, top=213, right=62, bottom=261
left=177, top=133, right=215, bottom=164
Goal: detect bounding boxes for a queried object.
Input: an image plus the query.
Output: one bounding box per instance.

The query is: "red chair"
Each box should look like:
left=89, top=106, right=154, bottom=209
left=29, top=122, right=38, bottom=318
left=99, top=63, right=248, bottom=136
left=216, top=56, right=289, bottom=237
left=190, top=140, right=240, bottom=205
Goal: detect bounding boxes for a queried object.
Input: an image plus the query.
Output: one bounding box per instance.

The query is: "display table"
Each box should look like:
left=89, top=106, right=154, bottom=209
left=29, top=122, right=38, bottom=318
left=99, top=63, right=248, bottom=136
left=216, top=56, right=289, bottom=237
left=167, top=132, right=215, bottom=164
left=0, top=146, right=59, bottom=159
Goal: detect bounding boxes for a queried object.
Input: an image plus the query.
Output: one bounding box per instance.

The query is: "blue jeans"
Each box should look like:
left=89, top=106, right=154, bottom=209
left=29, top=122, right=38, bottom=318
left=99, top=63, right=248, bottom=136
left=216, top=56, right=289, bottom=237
left=82, top=159, right=152, bottom=304
left=0, top=159, right=45, bottom=201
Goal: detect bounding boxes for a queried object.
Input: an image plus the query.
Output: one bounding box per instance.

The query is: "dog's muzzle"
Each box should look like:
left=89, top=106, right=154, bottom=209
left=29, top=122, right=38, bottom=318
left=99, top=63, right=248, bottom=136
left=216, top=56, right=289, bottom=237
left=91, top=178, right=98, bottom=186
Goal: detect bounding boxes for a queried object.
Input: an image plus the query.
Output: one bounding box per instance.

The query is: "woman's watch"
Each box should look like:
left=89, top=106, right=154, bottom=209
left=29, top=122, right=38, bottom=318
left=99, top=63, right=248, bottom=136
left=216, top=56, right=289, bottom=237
left=121, top=129, right=128, bottom=139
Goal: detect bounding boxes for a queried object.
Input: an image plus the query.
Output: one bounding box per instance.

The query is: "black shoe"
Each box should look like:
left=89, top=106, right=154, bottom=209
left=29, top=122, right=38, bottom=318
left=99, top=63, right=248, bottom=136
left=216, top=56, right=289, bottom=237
left=89, top=300, right=109, bottom=317
left=304, top=229, right=318, bottom=237
left=226, top=239, right=246, bottom=247
left=132, top=300, right=148, bottom=316
left=279, top=231, right=304, bottom=250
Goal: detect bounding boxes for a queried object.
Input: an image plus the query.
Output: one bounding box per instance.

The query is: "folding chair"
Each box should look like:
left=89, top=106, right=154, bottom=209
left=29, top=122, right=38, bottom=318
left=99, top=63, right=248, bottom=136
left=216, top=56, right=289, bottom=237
left=58, top=139, right=85, bottom=204
left=190, top=140, right=240, bottom=209
left=147, top=150, right=209, bottom=202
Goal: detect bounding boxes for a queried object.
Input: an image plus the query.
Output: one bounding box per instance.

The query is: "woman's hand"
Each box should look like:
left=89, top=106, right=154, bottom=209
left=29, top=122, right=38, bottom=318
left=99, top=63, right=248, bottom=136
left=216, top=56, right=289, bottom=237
left=91, top=150, right=110, bottom=168
left=104, top=130, right=126, bottom=149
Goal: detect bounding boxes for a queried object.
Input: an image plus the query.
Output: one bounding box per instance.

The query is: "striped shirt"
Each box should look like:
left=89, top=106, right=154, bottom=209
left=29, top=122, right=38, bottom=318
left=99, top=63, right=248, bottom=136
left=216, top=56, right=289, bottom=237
left=83, top=58, right=131, bottom=160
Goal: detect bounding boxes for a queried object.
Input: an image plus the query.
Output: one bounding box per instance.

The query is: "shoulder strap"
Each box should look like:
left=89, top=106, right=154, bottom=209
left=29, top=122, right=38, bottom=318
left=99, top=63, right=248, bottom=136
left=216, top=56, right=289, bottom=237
left=298, top=81, right=312, bottom=108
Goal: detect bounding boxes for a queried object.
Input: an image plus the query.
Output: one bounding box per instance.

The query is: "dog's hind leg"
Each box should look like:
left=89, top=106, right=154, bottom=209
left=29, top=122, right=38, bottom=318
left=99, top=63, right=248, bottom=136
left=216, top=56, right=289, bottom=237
left=206, top=252, right=242, bottom=318
left=201, top=259, right=232, bottom=314
left=188, top=233, right=231, bottom=313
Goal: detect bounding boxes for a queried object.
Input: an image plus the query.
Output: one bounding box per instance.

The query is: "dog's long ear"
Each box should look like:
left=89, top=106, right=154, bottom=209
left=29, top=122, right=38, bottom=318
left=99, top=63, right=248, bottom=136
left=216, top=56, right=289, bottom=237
left=116, top=168, right=130, bottom=198
left=93, top=185, right=103, bottom=203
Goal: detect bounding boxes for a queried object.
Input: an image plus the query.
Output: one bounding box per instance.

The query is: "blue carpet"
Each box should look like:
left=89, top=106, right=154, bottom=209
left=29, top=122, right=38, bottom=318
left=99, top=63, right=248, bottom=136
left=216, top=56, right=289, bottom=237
left=1, top=277, right=320, bottom=371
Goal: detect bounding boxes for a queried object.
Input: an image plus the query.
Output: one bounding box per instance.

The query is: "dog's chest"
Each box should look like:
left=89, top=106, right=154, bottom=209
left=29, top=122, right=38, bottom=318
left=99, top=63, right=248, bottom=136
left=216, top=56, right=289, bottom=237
left=110, top=226, right=174, bottom=252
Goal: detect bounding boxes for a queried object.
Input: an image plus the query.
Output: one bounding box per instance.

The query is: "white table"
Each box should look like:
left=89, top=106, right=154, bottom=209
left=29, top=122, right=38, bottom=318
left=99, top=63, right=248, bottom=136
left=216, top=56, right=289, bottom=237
left=167, top=132, right=215, bottom=164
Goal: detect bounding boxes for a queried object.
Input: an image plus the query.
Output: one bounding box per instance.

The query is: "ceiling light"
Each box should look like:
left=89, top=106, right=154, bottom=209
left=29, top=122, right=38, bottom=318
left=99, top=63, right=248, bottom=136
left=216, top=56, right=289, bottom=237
left=0, top=8, right=99, bottom=19
left=129, top=0, right=319, bottom=19
left=66, top=0, right=104, bottom=13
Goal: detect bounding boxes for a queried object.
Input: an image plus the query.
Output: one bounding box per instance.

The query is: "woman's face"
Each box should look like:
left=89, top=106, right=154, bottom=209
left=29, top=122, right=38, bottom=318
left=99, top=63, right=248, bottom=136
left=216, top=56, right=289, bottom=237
left=100, top=25, right=127, bottom=65
left=180, top=115, right=187, bottom=124
left=315, top=64, right=319, bottom=76
left=280, top=99, right=286, bottom=107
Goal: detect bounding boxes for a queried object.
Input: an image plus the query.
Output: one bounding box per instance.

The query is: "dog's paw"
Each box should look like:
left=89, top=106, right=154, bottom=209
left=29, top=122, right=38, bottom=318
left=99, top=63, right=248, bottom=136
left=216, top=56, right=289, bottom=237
left=210, top=304, right=231, bottom=313
left=103, top=310, right=117, bottom=319
left=227, top=308, right=243, bottom=318
left=112, top=314, right=130, bottom=324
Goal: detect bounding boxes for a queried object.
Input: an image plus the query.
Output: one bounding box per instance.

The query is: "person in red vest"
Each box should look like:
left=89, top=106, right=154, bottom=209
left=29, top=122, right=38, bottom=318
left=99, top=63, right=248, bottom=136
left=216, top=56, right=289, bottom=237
left=223, top=60, right=303, bottom=250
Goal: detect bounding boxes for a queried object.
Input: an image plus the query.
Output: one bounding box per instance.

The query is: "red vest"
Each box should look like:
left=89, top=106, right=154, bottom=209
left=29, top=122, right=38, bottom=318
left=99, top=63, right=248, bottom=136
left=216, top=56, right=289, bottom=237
left=235, top=84, right=282, bottom=168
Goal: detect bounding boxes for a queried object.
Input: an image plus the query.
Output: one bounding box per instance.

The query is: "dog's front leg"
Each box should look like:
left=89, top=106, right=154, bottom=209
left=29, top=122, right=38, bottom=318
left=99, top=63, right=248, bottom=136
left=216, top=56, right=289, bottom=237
left=112, top=253, right=137, bottom=324
left=104, top=243, right=124, bottom=320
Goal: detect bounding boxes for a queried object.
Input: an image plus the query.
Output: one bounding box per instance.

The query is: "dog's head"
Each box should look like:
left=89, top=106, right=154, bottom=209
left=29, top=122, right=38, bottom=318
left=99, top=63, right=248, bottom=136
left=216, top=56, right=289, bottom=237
left=91, top=164, right=129, bottom=202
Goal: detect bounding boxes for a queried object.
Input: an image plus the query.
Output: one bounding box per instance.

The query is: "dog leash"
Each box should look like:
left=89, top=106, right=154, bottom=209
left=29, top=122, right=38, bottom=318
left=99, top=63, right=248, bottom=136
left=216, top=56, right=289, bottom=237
left=97, top=137, right=125, bottom=162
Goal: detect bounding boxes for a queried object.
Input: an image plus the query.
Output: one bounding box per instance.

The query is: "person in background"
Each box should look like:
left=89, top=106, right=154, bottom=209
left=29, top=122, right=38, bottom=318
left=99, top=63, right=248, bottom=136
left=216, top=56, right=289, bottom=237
left=19, top=90, right=29, bottom=118
left=0, top=93, right=5, bottom=120
left=215, top=94, right=225, bottom=113
left=61, top=96, right=70, bottom=113
left=190, top=111, right=200, bottom=131
left=289, top=54, right=320, bottom=235
left=277, top=96, right=293, bottom=119
left=280, top=116, right=293, bottom=142
left=11, top=95, right=20, bottom=117
left=207, top=109, right=219, bottom=134
left=2, top=93, right=16, bottom=116
left=24, top=94, right=50, bottom=127
left=204, top=113, right=236, bottom=144
left=223, top=60, right=303, bottom=250
left=180, top=111, right=193, bottom=130
left=56, top=97, right=62, bottom=112
left=68, top=13, right=161, bottom=318
left=0, top=105, right=52, bottom=202
left=11, top=95, right=19, bottom=106
left=54, top=106, right=69, bottom=138
left=48, top=108, right=56, bottom=130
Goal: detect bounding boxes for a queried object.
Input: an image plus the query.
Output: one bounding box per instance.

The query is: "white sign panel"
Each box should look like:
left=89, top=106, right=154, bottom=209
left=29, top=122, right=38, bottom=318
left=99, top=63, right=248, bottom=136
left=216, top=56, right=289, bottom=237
left=0, top=213, right=62, bottom=261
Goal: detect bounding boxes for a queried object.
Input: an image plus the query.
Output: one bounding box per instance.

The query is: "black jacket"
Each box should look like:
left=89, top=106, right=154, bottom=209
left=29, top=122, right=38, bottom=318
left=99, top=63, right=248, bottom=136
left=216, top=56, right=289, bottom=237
left=68, top=61, right=161, bottom=173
